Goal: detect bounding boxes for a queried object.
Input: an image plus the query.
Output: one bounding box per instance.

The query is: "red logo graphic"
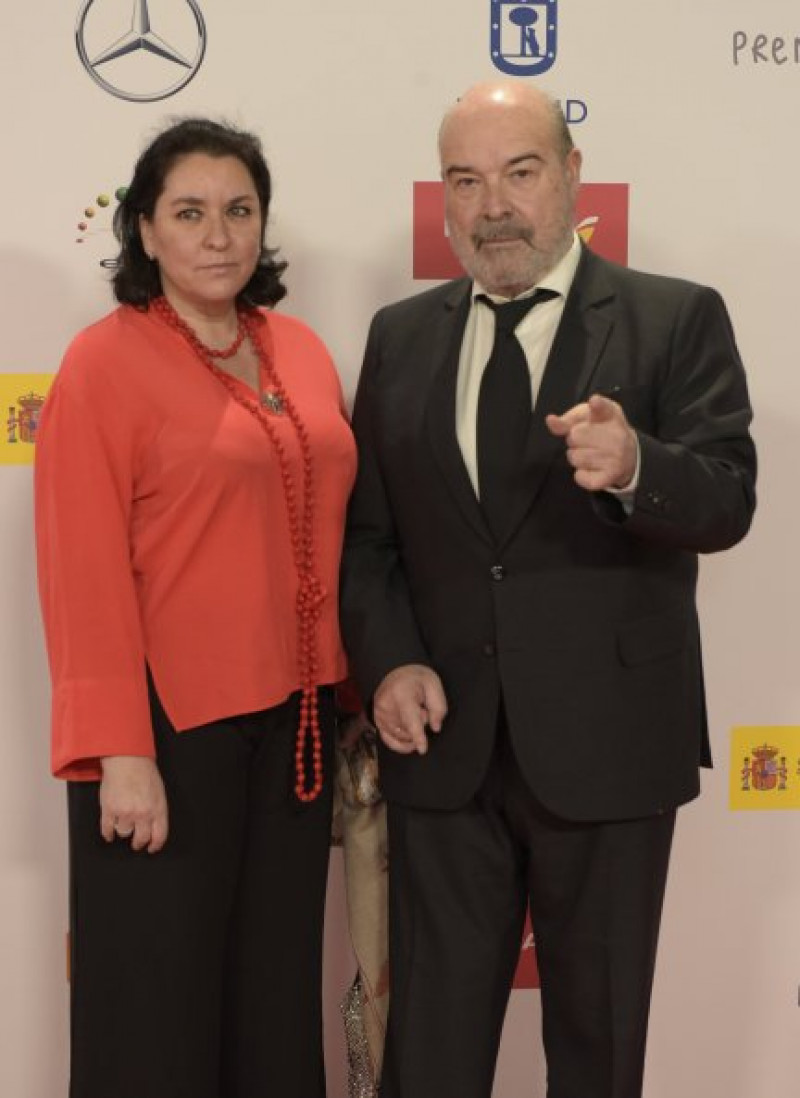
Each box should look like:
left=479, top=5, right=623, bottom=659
left=513, top=911, right=540, bottom=989
left=412, top=181, right=629, bottom=279
left=741, top=744, right=788, bottom=793
left=6, top=392, right=45, bottom=446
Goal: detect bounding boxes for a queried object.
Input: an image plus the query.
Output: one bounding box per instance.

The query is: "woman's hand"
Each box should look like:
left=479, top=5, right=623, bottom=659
left=99, top=756, right=169, bottom=853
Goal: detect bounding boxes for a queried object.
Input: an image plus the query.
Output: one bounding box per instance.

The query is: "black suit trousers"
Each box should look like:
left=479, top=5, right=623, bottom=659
left=380, top=723, right=675, bottom=1098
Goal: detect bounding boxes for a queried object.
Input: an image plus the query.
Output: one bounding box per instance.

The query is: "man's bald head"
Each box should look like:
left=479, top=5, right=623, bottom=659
left=439, top=82, right=573, bottom=164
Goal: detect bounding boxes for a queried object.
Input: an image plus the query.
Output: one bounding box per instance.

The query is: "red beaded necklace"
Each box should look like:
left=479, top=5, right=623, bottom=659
left=151, top=295, right=325, bottom=802
left=202, top=315, right=246, bottom=359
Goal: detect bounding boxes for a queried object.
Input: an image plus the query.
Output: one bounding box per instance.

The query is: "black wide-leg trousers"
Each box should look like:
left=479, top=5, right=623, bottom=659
left=67, top=684, right=335, bottom=1098
left=380, top=724, right=676, bottom=1098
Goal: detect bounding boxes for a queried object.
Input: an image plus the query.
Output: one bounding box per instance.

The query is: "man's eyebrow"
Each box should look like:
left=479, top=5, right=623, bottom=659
left=444, top=164, right=477, bottom=179
left=444, top=152, right=544, bottom=178
left=507, top=152, right=544, bottom=167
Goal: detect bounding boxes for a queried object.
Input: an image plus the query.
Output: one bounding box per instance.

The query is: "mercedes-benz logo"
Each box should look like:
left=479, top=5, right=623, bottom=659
left=76, top=0, right=207, bottom=103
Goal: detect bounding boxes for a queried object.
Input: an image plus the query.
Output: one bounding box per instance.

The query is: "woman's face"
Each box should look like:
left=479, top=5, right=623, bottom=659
left=139, top=152, right=264, bottom=315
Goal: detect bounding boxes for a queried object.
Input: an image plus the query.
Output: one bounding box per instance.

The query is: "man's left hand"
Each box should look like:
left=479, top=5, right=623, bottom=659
left=545, top=394, right=637, bottom=492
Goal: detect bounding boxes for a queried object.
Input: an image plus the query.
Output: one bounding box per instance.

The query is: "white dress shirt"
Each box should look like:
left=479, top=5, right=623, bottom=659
left=455, top=234, right=638, bottom=506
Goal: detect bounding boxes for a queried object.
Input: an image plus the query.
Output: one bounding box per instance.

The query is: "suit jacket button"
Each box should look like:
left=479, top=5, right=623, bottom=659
left=490, top=565, right=506, bottom=581
left=483, top=643, right=496, bottom=657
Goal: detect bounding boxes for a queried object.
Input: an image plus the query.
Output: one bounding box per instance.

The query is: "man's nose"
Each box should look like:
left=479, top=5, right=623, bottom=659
left=480, top=180, right=513, bottom=219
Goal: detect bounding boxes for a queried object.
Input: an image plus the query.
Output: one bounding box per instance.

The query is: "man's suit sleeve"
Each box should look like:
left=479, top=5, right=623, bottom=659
left=340, top=310, right=431, bottom=706
left=598, top=284, right=756, bottom=553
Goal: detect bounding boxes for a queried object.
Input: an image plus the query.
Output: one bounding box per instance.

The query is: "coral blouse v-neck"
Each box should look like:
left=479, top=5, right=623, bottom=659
left=35, top=305, right=357, bottom=780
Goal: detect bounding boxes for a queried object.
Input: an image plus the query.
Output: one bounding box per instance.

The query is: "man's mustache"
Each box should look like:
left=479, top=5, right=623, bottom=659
left=472, top=221, right=534, bottom=248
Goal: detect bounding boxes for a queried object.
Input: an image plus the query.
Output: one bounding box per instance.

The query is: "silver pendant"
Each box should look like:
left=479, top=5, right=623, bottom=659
left=260, top=390, right=284, bottom=414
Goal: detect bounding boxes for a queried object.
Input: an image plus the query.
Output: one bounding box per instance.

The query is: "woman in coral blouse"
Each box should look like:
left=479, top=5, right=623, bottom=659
left=35, top=118, right=356, bottom=1098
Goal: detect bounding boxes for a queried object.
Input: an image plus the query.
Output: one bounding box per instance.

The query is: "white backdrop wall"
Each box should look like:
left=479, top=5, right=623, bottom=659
left=1, top=3, right=798, bottom=1096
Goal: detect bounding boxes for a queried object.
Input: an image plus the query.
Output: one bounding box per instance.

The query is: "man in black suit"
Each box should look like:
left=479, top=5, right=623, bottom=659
left=341, top=81, right=755, bottom=1098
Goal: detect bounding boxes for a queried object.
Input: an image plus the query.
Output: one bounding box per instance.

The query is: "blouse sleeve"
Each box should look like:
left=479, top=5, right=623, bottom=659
left=34, top=339, right=154, bottom=780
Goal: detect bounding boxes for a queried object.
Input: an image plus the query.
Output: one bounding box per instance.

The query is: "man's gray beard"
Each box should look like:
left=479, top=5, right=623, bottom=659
left=470, top=246, right=547, bottom=293
left=450, top=222, right=573, bottom=293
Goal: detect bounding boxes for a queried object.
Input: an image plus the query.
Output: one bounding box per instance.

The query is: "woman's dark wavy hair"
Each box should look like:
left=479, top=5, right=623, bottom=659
left=112, top=118, right=287, bottom=309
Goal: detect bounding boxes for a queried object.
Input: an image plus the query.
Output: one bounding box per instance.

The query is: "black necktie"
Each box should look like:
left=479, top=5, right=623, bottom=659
left=476, top=290, right=558, bottom=540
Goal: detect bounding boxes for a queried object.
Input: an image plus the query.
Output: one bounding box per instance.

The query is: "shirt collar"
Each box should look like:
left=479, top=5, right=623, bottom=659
left=471, top=232, right=582, bottom=305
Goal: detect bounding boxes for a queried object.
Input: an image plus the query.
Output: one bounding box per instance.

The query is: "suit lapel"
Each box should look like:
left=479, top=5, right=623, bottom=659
left=497, top=249, right=616, bottom=551
left=424, top=281, right=494, bottom=547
